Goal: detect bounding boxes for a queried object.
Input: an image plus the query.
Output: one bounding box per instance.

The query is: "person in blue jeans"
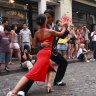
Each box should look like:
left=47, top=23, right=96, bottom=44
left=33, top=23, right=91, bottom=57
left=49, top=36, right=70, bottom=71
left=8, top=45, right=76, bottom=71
left=0, top=26, right=11, bottom=72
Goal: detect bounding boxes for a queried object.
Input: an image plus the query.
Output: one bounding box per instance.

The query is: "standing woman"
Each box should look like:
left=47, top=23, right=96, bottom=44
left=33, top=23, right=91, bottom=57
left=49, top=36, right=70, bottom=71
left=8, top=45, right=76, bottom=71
left=7, top=14, right=66, bottom=96
left=57, top=24, right=70, bottom=59
left=68, top=24, right=77, bottom=59
left=75, top=26, right=82, bottom=58
left=9, top=24, right=21, bottom=64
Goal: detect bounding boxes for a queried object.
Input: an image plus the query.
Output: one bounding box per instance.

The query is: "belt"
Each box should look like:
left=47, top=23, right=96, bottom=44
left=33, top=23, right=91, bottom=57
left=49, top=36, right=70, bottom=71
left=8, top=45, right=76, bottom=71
left=23, top=42, right=29, bottom=43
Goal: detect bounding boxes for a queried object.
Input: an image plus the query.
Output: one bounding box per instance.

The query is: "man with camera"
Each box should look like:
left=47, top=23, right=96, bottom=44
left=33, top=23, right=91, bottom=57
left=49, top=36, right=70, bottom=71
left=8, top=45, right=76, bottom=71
left=21, top=45, right=33, bottom=71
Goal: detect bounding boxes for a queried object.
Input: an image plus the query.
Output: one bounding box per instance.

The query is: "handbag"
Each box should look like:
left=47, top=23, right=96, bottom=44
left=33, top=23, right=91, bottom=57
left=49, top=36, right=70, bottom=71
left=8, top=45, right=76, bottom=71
left=80, top=37, right=85, bottom=43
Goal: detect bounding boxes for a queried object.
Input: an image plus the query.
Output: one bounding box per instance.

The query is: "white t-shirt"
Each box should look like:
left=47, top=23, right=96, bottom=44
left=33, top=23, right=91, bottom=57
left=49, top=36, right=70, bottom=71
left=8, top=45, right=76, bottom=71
left=77, top=48, right=83, bottom=58
left=91, top=31, right=96, bottom=41
left=0, top=25, right=4, bottom=32
left=19, top=28, right=31, bottom=43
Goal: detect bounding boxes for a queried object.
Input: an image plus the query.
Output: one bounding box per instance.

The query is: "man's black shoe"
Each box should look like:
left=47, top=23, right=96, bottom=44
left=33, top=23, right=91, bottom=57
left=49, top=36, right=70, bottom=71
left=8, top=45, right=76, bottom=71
left=54, top=82, right=66, bottom=86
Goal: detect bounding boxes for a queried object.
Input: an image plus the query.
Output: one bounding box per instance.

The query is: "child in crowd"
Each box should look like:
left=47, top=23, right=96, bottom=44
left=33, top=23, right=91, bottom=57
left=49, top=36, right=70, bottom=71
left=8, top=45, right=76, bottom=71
left=77, top=43, right=90, bottom=62
left=21, top=45, right=34, bottom=71
left=0, top=26, right=11, bottom=72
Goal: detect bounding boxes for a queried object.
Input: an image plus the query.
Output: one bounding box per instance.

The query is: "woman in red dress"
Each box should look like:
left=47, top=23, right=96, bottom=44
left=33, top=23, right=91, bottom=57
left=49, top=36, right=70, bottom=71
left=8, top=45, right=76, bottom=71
left=7, top=14, right=67, bottom=96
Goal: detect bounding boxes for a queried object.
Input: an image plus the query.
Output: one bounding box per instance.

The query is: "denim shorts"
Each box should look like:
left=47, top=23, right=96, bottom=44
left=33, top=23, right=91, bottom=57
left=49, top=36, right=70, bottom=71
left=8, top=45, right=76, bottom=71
left=57, top=44, right=68, bottom=51
left=0, top=52, right=10, bottom=64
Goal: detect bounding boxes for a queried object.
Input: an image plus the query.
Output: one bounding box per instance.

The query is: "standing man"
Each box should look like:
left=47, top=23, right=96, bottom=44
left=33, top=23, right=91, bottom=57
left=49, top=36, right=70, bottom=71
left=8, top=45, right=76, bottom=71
left=0, top=19, right=8, bottom=32
left=17, top=9, right=68, bottom=96
left=19, top=23, right=32, bottom=52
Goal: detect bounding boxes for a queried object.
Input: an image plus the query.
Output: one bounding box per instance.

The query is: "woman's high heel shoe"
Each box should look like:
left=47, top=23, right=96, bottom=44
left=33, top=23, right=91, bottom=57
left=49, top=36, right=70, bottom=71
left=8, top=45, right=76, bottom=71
left=47, top=85, right=52, bottom=93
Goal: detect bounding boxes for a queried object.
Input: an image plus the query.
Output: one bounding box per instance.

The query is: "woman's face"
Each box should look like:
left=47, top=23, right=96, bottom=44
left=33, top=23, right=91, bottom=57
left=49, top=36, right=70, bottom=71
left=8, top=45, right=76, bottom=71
left=44, top=13, right=53, bottom=24
left=14, top=25, right=17, bottom=30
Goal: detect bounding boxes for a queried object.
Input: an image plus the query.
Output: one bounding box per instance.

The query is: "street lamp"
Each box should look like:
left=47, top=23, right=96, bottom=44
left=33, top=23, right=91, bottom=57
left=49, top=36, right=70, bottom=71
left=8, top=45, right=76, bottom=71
left=9, top=0, right=15, bottom=3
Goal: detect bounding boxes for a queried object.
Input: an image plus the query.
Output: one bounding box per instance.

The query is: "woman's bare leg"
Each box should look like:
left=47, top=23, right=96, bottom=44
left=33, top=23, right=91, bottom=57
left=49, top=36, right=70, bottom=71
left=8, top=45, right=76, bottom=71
left=11, top=76, right=29, bottom=95
left=9, top=48, right=14, bottom=64
left=16, top=48, right=21, bottom=64
left=47, top=71, right=53, bottom=92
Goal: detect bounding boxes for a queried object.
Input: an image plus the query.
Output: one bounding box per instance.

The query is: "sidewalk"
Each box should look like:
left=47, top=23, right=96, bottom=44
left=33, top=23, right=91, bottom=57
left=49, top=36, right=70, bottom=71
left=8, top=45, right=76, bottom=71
left=0, top=52, right=93, bottom=76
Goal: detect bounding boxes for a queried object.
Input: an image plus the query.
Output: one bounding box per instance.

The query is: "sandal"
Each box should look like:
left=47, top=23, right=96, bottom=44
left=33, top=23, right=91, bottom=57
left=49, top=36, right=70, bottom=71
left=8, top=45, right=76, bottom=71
left=6, top=91, right=16, bottom=96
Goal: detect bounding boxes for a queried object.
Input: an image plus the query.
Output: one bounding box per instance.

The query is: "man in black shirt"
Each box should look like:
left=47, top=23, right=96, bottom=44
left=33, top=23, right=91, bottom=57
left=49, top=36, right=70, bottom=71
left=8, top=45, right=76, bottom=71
left=17, top=9, right=68, bottom=96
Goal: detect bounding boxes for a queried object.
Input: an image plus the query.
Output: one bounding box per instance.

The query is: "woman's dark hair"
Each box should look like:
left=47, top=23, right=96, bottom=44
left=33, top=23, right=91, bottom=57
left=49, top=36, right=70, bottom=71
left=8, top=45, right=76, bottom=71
left=56, top=20, right=60, bottom=25
left=44, top=9, right=55, bottom=18
left=11, top=24, right=16, bottom=30
left=24, top=45, right=30, bottom=52
left=36, top=14, right=46, bottom=26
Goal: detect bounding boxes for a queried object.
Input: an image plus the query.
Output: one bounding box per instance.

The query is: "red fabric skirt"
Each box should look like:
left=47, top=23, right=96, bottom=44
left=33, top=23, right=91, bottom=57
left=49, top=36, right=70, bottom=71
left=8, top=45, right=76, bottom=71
left=25, top=49, right=55, bottom=82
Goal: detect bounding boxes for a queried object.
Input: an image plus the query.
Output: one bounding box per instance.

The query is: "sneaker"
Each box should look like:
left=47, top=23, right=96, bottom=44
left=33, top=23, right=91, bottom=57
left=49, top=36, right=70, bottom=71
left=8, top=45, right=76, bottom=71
left=92, top=59, right=96, bottom=62
left=54, top=82, right=66, bottom=86
left=17, top=91, right=25, bottom=96
left=5, top=66, right=10, bottom=72
left=86, top=60, right=90, bottom=63
left=90, top=58, right=93, bottom=61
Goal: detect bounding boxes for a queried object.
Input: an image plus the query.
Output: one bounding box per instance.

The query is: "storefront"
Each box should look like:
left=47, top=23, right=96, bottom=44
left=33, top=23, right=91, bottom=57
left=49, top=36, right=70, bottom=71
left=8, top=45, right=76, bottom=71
left=0, top=0, right=38, bottom=36
left=72, top=1, right=96, bottom=31
left=0, top=0, right=28, bottom=25
left=0, top=0, right=64, bottom=35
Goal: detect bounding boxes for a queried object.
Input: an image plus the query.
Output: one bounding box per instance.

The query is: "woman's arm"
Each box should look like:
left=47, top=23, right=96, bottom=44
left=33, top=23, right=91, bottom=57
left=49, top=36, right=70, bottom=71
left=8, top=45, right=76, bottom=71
left=11, top=30, right=15, bottom=48
left=50, top=25, right=66, bottom=37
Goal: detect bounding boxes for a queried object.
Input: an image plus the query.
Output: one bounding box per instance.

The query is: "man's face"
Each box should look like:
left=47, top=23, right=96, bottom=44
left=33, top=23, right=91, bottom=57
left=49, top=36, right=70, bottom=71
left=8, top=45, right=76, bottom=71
left=23, top=24, right=27, bottom=29
left=45, top=13, right=53, bottom=24
left=4, top=21, right=8, bottom=26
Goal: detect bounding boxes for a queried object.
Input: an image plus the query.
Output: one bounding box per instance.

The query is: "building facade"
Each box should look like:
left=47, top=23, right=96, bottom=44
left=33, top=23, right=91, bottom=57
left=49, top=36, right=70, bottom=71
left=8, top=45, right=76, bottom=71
left=0, top=0, right=96, bottom=34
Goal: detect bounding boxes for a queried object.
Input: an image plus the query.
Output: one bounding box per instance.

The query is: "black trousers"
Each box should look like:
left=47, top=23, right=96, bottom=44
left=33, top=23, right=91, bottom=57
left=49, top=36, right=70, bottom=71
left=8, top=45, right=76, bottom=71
left=19, top=52, right=68, bottom=95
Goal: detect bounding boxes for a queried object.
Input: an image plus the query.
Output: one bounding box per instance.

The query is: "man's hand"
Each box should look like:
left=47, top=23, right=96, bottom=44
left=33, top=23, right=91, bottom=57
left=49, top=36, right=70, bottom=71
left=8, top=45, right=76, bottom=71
left=41, top=40, right=52, bottom=47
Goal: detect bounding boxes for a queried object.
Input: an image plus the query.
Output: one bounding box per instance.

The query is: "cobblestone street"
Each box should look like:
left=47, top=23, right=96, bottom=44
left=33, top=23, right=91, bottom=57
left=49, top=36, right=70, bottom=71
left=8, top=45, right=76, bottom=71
left=1, top=61, right=96, bottom=96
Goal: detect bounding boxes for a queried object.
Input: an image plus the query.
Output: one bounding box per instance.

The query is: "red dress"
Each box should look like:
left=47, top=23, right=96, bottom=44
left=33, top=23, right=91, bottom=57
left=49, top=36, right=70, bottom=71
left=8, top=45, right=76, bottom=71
left=25, top=36, right=55, bottom=82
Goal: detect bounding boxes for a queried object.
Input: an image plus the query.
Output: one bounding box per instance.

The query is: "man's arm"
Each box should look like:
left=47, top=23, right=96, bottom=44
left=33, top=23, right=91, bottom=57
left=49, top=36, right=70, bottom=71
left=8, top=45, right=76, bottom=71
left=22, top=52, right=27, bottom=60
left=0, top=33, right=2, bottom=42
left=19, top=31, right=22, bottom=46
left=29, top=30, right=32, bottom=46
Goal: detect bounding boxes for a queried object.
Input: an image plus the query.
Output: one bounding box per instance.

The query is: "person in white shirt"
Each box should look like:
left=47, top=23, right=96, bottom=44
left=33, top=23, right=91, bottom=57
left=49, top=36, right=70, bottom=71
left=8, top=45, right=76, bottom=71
left=82, top=26, right=90, bottom=50
left=91, top=27, right=96, bottom=61
left=77, top=43, right=89, bottom=62
left=0, top=19, right=8, bottom=32
left=19, top=23, right=32, bottom=52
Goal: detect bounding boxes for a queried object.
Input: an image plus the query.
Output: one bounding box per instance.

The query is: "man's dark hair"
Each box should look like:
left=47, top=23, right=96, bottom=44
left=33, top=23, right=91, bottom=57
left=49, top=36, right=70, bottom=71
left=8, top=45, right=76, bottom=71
left=36, top=14, right=46, bottom=26
left=44, top=9, right=55, bottom=18
left=2, top=18, right=8, bottom=24
left=22, top=23, right=26, bottom=25
left=24, top=45, right=30, bottom=52
left=4, top=26, right=11, bottom=31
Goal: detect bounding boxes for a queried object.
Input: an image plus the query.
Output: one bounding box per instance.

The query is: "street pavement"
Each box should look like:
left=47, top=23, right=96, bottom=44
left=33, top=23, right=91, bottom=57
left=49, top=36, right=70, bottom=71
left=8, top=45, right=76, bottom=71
left=1, top=60, right=96, bottom=96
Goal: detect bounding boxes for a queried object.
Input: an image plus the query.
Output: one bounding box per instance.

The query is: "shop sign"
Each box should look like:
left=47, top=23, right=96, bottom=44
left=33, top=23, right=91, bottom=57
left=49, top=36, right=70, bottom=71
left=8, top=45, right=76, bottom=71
left=6, top=11, right=25, bottom=19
